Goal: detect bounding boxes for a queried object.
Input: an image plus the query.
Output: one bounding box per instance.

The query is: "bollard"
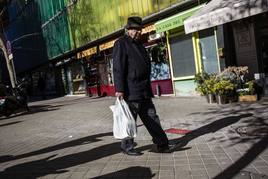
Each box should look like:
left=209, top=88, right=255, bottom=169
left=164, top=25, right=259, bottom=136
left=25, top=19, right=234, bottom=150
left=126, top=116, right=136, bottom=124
left=156, top=84, right=161, bottom=97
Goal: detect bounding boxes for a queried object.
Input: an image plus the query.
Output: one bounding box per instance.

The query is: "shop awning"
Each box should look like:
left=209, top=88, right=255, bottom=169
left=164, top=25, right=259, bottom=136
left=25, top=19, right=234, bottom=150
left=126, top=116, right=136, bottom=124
left=155, top=5, right=204, bottom=33
left=184, top=0, right=268, bottom=34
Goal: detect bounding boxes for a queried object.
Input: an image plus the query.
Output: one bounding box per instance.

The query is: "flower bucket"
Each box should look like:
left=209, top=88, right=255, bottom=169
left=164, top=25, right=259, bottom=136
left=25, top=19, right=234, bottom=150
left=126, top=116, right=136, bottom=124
left=216, top=95, right=228, bottom=105
left=238, top=95, right=257, bottom=102
left=206, top=94, right=216, bottom=104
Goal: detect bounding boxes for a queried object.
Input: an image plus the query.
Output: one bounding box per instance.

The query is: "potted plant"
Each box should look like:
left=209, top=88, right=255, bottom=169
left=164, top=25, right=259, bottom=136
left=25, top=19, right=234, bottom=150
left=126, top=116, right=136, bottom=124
left=204, top=75, right=217, bottom=103
left=237, top=80, right=257, bottom=102
left=194, top=72, right=216, bottom=103
left=214, top=79, right=236, bottom=105
left=194, top=72, right=208, bottom=96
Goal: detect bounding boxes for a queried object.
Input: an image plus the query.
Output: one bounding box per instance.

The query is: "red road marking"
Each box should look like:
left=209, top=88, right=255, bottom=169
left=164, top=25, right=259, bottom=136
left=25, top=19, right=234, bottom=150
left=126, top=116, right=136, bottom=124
left=164, top=128, right=191, bottom=134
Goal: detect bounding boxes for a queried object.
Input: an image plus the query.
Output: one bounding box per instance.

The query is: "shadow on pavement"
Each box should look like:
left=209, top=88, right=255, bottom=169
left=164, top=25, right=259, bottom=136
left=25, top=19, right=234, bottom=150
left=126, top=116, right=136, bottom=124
left=0, top=121, right=22, bottom=127
left=0, top=130, right=186, bottom=179
left=0, top=132, right=113, bottom=163
left=0, top=141, right=121, bottom=179
left=213, top=134, right=268, bottom=179
left=170, top=114, right=253, bottom=147
left=0, top=112, right=262, bottom=178
left=32, top=96, right=112, bottom=107
left=188, top=101, right=268, bottom=178
left=169, top=113, right=268, bottom=178
left=92, top=166, right=155, bottom=179
left=0, top=104, right=63, bottom=120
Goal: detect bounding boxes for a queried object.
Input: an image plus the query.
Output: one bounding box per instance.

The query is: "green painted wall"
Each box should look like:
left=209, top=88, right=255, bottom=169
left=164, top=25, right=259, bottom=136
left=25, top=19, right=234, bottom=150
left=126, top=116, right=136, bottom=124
left=68, top=0, right=187, bottom=49
left=37, top=0, right=71, bottom=59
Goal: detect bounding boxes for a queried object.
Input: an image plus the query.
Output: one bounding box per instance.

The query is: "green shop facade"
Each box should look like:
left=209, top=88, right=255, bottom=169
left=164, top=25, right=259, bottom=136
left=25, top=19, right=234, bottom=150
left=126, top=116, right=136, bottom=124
left=154, top=5, right=223, bottom=96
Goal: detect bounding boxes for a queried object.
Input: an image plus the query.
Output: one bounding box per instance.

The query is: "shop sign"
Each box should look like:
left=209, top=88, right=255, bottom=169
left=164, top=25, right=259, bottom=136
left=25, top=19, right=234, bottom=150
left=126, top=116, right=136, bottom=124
left=142, top=24, right=156, bottom=34
left=77, top=47, right=97, bottom=58
left=155, top=5, right=204, bottom=33
left=149, top=32, right=163, bottom=41
left=99, top=39, right=117, bottom=51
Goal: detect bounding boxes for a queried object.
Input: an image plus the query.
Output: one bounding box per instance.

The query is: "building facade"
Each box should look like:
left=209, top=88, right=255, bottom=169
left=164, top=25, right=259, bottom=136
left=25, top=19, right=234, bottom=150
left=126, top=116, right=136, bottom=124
left=4, top=0, right=268, bottom=97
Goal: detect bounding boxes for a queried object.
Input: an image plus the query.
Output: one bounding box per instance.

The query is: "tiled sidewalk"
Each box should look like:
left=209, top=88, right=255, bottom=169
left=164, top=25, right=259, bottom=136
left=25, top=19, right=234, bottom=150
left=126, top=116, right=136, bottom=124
left=0, top=96, right=268, bottom=179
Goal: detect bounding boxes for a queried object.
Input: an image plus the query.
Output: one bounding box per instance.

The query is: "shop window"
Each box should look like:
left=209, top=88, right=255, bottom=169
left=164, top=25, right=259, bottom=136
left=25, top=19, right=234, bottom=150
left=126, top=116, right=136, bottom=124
left=169, top=34, right=196, bottom=78
left=106, top=55, right=114, bottom=85
left=148, top=43, right=170, bottom=81
left=71, top=61, right=85, bottom=94
left=199, top=29, right=219, bottom=74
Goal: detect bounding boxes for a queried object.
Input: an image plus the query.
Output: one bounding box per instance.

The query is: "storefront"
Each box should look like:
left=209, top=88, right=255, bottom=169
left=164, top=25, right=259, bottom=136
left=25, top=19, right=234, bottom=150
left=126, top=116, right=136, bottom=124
left=80, top=24, right=174, bottom=97
left=94, top=39, right=117, bottom=96
left=155, top=5, right=220, bottom=96
left=184, top=0, right=268, bottom=96
left=30, top=64, right=58, bottom=97
left=142, top=25, right=173, bottom=96
left=76, top=47, right=98, bottom=96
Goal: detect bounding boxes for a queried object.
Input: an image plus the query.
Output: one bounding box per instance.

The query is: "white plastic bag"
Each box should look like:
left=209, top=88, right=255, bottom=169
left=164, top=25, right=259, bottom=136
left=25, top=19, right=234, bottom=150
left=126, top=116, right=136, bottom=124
left=110, top=98, right=137, bottom=139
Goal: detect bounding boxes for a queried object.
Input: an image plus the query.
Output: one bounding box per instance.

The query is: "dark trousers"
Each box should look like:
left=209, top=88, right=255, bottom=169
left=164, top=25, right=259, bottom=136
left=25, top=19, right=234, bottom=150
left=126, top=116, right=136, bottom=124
left=121, top=99, right=169, bottom=151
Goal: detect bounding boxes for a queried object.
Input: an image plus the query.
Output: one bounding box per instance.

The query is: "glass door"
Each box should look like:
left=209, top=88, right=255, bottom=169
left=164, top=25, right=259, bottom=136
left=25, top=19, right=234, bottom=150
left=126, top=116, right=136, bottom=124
left=198, top=28, right=219, bottom=74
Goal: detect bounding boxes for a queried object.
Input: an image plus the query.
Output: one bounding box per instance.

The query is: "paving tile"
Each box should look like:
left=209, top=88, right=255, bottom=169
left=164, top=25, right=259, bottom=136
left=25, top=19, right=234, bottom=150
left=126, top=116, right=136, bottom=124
left=200, top=154, right=215, bottom=159
left=192, top=175, right=209, bottom=179
left=146, top=160, right=160, bottom=166
left=40, top=174, right=58, bottom=179
left=196, top=146, right=210, bottom=151
left=256, top=166, right=268, bottom=176
left=159, top=170, right=175, bottom=176
left=68, top=171, right=87, bottom=179
left=243, top=167, right=259, bottom=174
left=160, top=161, right=174, bottom=166
left=188, top=158, right=203, bottom=164
left=174, top=159, right=188, bottom=165
left=74, top=166, right=90, bottom=172
left=148, top=156, right=161, bottom=161
left=151, top=172, right=159, bottom=179
left=174, top=165, right=190, bottom=171
left=252, top=161, right=268, bottom=167
left=175, top=171, right=191, bottom=179
left=173, top=155, right=187, bottom=160
left=148, top=165, right=160, bottom=171
left=202, top=158, right=218, bottom=164
left=190, top=164, right=206, bottom=170
left=160, top=176, right=175, bottom=179
left=232, top=171, right=251, bottom=179
left=191, top=169, right=208, bottom=176
left=54, top=173, right=72, bottom=179
left=160, top=166, right=174, bottom=171
left=217, top=158, right=233, bottom=166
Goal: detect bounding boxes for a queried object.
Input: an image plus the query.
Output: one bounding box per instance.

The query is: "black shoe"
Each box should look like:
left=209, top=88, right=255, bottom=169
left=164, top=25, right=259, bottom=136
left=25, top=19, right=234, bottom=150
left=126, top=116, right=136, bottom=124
left=121, top=149, right=143, bottom=156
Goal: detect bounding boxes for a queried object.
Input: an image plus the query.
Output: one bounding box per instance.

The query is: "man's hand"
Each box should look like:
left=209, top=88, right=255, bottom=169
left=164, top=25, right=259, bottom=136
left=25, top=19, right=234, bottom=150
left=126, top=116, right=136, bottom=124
left=115, top=92, right=124, bottom=99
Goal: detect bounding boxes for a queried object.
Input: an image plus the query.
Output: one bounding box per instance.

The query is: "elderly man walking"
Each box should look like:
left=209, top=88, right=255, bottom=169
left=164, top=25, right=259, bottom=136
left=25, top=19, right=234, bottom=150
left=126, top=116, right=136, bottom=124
left=112, top=16, right=172, bottom=156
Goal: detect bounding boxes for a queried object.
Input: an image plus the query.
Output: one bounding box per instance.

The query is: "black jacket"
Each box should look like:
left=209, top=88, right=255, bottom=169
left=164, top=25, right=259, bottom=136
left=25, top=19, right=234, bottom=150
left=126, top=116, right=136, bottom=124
left=112, top=35, right=153, bottom=101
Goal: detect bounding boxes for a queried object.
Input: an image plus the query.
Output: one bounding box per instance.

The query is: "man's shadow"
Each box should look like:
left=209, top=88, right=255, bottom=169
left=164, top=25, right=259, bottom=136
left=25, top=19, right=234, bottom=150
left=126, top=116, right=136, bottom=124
left=0, top=132, right=113, bottom=163
left=170, top=113, right=253, bottom=149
